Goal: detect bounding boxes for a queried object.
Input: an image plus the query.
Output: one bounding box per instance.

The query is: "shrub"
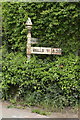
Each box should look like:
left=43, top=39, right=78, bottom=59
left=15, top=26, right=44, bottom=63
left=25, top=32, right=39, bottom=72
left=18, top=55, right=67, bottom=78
left=2, top=2, right=80, bottom=109
left=2, top=51, right=80, bottom=108
left=2, top=2, right=80, bottom=55
left=2, top=2, right=28, bottom=53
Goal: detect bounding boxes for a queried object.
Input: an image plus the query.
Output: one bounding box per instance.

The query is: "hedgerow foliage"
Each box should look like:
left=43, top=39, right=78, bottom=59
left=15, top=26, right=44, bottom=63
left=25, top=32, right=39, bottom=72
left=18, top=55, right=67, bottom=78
left=2, top=2, right=80, bottom=54
left=23, top=2, right=79, bottom=54
left=2, top=51, right=80, bottom=108
left=2, top=2, right=28, bottom=53
left=2, top=2, right=80, bottom=108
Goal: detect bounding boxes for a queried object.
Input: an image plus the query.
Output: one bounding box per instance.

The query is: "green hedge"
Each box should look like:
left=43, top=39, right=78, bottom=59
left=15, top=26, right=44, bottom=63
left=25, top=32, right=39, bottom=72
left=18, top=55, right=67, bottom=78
left=2, top=51, right=80, bottom=108
left=2, top=2, right=28, bottom=53
left=2, top=2, right=80, bottom=109
left=2, top=2, right=80, bottom=55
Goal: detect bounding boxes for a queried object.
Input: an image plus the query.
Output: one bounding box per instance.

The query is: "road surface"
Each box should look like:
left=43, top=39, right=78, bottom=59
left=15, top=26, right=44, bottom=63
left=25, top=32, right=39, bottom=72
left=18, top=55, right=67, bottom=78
left=0, top=100, right=79, bottom=119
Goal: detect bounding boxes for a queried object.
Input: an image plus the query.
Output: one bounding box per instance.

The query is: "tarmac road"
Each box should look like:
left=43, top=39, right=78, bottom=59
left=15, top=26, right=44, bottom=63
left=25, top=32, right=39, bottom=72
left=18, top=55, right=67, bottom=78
left=0, top=100, right=78, bottom=119
left=0, top=101, right=49, bottom=119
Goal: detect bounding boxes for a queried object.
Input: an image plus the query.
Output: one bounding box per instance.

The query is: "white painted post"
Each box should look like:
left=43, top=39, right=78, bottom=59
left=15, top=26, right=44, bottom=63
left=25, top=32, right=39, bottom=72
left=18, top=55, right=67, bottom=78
left=27, top=29, right=31, bottom=60
left=25, top=18, right=32, bottom=60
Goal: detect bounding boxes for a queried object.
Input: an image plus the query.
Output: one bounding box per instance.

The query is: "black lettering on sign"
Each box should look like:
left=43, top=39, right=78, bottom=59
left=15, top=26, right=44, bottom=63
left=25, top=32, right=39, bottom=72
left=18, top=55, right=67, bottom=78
left=42, top=49, right=44, bottom=52
left=47, top=49, right=50, bottom=52
left=33, top=49, right=41, bottom=52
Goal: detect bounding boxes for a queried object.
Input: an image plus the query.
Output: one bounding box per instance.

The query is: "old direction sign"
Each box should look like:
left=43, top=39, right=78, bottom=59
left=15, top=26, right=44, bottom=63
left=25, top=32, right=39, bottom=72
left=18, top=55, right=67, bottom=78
left=31, top=47, right=61, bottom=55
left=31, top=47, right=51, bottom=54
left=31, top=38, right=38, bottom=44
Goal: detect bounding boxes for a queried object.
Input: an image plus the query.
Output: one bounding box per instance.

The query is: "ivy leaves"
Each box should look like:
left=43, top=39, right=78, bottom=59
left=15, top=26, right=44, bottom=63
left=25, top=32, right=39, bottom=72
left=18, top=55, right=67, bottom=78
left=2, top=2, right=28, bottom=53
left=2, top=52, right=80, bottom=107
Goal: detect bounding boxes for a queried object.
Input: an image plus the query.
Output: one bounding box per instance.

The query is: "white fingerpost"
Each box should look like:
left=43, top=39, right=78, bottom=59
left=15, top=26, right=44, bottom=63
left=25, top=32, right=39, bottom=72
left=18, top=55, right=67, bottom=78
left=25, top=17, right=32, bottom=60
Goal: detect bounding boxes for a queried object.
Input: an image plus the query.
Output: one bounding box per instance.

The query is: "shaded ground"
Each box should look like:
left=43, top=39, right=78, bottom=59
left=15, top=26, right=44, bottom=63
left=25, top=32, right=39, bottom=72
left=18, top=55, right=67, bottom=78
left=0, top=100, right=79, bottom=119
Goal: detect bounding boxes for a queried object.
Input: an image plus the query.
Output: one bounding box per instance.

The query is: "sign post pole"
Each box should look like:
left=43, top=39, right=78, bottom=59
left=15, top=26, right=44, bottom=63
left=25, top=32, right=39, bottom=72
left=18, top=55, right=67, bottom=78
left=25, top=18, right=32, bottom=60
left=27, top=29, right=31, bottom=60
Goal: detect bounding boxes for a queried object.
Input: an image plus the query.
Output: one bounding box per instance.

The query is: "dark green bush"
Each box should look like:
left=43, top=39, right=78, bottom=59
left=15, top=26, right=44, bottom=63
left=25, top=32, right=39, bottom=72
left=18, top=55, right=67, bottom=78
left=2, top=2, right=80, bottom=109
left=2, top=2, right=80, bottom=55
left=2, top=51, right=80, bottom=108
left=2, top=2, right=28, bottom=53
